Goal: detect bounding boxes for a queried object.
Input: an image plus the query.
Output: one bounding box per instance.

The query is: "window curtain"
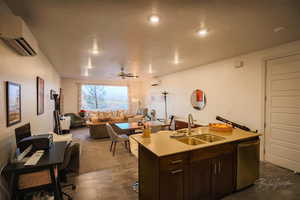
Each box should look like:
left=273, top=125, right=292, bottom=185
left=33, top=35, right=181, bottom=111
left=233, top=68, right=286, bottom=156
left=59, top=88, right=64, bottom=113
left=77, top=83, right=83, bottom=112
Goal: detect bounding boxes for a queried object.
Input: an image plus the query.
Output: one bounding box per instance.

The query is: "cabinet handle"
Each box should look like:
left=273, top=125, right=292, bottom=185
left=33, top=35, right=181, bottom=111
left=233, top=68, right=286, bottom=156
left=239, top=141, right=259, bottom=147
left=171, top=169, right=183, bottom=175
left=219, top=161, right=221, bottom=174
left=170, top=159, right=183, bottom=164
left=214, top=163, right=217, bottom=175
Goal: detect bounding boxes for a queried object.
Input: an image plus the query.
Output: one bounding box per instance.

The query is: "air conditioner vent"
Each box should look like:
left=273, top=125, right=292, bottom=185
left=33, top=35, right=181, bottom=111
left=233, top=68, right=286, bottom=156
left=0, top=14, right=38, bottom=56
left=3, top=37, right=37, bottom=56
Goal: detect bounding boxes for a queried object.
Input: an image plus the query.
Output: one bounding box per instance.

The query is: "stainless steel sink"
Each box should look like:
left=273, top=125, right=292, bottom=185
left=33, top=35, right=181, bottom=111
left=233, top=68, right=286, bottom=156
left=176, top=137, right=206, bottom=145
left=193, top=134, right=225, bottom=143
left=176, top=129, right=196, bottom=134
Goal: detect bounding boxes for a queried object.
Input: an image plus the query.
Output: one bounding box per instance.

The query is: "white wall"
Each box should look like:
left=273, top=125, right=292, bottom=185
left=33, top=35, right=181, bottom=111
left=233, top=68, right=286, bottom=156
left=61, top=78, right=145, bottom=115
left=146, top=40, right=300, bottom=131
left=146, top=40, right=300, bottom=160
left=0, top=0, right=61, bottom=170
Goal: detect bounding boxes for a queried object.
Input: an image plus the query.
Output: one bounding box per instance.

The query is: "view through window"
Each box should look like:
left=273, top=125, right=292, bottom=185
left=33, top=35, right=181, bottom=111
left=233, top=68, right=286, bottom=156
left=81, top=84, right=128, bottom=111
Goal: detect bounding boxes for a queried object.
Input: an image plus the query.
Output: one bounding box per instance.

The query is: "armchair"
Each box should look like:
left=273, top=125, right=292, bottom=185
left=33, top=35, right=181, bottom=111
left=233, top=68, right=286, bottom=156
left=64, top=113, right=86, bottom=128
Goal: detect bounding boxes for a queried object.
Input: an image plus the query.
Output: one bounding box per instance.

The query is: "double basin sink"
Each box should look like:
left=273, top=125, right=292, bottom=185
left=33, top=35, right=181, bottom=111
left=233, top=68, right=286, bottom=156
left=176, top=133, right=226, bottom=146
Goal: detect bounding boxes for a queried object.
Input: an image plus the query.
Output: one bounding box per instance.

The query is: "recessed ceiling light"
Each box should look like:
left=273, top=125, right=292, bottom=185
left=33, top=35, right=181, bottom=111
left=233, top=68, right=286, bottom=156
left=174, top=51, right=181, bottom=64
left=91, top=49, right=100, bottom=55
left=197, top=28, right=208, bottom=37
left=149, top=15, right=160, bottom=24
left=91, top=39, right=100, bottom=55
left=149, top=64, right=153, bottom=74
left=83, top=69, right=89, bottom=76
left=87, top=57, right=93, bottom=69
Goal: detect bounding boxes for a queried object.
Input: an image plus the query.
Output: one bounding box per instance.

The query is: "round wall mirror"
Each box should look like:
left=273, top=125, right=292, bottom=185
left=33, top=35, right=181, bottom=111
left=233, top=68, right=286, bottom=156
left=191, top=89, right=206, bottom=110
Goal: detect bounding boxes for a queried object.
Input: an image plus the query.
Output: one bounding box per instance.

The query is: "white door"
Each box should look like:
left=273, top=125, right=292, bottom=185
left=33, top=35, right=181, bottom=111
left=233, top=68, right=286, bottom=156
left=265, top=54, right=300, bottom=172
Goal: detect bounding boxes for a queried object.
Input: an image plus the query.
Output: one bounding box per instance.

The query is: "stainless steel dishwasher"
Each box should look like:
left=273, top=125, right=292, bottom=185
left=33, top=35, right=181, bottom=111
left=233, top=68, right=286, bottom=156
left=236, top=139, right=260, bottom=190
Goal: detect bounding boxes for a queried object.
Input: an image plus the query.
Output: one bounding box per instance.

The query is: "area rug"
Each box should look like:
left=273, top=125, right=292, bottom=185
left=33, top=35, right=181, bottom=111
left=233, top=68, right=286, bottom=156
left=71, top=128, right=137, bottom=174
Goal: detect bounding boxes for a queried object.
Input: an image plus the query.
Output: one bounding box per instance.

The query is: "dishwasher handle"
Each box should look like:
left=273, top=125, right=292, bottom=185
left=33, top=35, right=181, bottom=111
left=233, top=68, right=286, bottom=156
left=238, top=141, right=259, bottom=148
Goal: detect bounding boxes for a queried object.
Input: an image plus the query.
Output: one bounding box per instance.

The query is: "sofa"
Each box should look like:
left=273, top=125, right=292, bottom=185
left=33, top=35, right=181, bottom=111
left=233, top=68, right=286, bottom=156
left=86, top=110, right=141, bottom=139
left=88, top=122, right=129, bottom=139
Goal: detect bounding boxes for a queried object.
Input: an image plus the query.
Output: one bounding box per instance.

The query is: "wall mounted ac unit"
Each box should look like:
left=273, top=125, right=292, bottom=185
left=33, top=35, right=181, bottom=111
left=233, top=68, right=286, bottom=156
left=0, top=14, right=38, bottom=56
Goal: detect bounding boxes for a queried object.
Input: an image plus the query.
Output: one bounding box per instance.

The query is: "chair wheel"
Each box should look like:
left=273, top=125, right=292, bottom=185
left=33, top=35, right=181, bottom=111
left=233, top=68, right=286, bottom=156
left=72, top=185, right=76, bottom=190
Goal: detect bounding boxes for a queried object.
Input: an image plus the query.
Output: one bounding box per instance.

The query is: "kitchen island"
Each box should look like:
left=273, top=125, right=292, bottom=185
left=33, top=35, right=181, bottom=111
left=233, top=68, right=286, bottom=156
left=131, top=127, right=260, bottom=200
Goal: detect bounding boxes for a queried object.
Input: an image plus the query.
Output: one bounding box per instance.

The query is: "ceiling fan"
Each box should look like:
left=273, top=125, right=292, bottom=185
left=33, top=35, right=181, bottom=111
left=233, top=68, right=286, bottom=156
left=118, top=67, right=139, bottom=79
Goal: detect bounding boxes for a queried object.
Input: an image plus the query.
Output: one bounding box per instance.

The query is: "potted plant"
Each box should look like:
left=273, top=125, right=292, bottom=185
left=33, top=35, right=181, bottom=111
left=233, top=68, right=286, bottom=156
left=79, top=110, right=86, bottom=118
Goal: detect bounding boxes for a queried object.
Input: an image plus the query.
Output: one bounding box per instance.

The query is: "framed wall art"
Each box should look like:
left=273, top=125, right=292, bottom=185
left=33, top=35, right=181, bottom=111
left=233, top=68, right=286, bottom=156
left=37, top=77, right=45, bottom=115
left=6, top=81, right=21, bottom=127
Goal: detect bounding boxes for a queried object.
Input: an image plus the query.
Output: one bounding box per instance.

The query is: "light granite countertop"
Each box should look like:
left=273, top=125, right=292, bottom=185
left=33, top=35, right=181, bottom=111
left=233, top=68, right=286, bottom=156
left=130, top=127, right=261, bottom=157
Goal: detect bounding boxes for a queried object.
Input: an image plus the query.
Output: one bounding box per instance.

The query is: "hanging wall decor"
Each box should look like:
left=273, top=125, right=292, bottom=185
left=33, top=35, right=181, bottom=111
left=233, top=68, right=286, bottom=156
left=191, top=89, right=206, bottom=110
left=6, top=81, right=21, bottom=126
left=37, top=77, right=45, bottom=115
left=50, top=89, right=56, bottom=100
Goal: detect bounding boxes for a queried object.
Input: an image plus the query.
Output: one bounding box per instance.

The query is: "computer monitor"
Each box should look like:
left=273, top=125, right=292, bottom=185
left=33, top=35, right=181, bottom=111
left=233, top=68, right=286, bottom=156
left=15, top=123, right=31, bottom=147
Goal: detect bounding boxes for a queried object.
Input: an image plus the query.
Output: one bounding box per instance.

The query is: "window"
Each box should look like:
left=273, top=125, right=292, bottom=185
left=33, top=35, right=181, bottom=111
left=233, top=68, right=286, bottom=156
left=81, top=84, right=128, bottom=111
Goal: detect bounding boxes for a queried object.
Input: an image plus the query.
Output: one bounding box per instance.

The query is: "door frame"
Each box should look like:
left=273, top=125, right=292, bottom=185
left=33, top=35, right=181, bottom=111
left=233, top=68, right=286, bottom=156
left=261, top=51, right=300, bottom=161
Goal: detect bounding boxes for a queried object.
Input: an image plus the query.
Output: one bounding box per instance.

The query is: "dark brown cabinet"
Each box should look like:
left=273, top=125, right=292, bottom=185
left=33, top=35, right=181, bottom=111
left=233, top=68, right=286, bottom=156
left=175, top=120, right=189, bottom=130
left=189, top=159, right=211, bottom=200
left=189, top=144, right=235, bottom=200
left=174, top=120, right=202, bottom=130
left=139, top=140, right=250, bottom=200
left=211, top=153, right=235, bottom=199
left=160, top=168, right=186, bottom=200
left=159, top=153, right=189, bottom=200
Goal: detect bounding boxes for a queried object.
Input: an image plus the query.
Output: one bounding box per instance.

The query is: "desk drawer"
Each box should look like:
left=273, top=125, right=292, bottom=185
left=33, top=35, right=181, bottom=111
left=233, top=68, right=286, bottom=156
left=18, top=168, right=58, bottom=189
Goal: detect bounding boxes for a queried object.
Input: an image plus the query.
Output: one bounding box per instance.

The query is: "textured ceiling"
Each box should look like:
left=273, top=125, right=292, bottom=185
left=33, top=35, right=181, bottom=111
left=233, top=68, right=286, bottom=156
left=4, top=0, right=300, bottom=80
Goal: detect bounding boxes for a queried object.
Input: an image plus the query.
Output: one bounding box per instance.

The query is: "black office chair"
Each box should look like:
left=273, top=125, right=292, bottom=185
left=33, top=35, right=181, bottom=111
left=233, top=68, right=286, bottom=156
left=54, top=110, right=62, bottom=134
left=59, top=143, right=80, bottom=200
left=168, top=115, right=175, bottom=130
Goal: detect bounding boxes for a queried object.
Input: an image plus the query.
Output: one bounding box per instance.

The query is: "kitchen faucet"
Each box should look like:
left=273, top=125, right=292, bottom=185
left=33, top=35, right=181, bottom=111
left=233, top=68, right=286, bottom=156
left=188, top=113, right=194, bottom=135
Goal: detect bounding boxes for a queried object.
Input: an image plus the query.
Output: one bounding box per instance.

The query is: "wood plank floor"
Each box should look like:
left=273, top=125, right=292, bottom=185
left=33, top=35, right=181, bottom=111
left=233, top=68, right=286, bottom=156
left=67, top=128, right=300, bottom=200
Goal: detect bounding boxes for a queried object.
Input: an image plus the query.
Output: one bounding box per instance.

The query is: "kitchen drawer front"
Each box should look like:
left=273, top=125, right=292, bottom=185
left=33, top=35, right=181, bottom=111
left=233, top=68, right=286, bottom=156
left=160, top=153, right=188, bottom=170
left=190, top=143, right=234, bottom=163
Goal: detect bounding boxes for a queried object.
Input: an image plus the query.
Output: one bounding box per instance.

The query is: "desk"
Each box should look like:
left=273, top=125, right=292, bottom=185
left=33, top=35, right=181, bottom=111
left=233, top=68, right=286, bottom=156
left=5, top=141, right=67, bottom=200
left=50, top=132, right=72, bottom=143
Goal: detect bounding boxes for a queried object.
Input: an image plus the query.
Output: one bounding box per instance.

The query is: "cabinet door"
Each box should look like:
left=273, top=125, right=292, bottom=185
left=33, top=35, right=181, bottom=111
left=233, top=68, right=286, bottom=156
left=212, top=153, right=234, bottom=199
left=189, top=159, right=211, bottom=200
left=160, top=168, right=186, bottom=200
